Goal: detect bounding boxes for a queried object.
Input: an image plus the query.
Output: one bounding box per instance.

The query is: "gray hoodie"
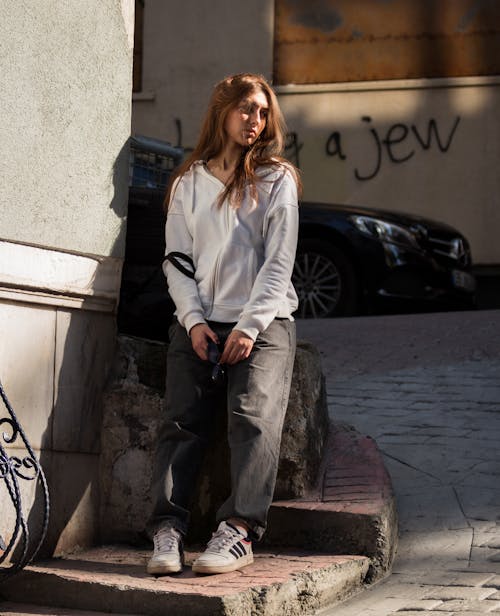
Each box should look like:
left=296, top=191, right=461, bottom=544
left=163, top=161, right=299, bottom=340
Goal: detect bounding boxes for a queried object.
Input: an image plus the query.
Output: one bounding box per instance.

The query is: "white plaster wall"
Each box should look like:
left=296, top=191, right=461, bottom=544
left=0, top=0, right=134, bottom=257
left=0, top=1, right=135, bottom=558
left=132, top=0, right=274, bottom=149
left=278, top=78, right=500, bottom=265
left=0, top=299, right=116, bottom=556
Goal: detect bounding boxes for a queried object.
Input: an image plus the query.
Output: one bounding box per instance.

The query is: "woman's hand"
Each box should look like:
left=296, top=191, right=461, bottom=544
left=220, top=330, right=254, bottom=365
left=190, top=323, right=219, bottom=361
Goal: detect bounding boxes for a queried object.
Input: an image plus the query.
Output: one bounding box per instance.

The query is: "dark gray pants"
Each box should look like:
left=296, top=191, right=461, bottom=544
left=149, top=318, right=296, bottom=540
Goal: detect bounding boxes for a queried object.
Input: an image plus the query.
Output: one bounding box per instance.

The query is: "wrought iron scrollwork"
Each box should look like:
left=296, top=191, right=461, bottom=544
left=0, top=380, right=49, bottom=579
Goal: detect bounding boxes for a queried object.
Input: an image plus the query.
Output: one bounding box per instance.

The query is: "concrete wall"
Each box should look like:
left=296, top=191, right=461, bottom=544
left=278, top=78, right=500, bottom=265
left=132, top=0, right=499, bottom=266
left=0, top=0, right=133, bottom=257
left=0, top=0, right=134, bottom=560
left=131, top=0, right=274, bottom=150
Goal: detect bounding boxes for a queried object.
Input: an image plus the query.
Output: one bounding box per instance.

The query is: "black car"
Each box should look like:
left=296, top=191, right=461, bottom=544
left=118, top=185, right=476, bottom=342
left=294, top=201, right=476, bottom=318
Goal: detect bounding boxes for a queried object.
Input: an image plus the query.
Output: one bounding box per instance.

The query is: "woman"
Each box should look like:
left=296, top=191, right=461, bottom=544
left=147, top=73, right=301, bottom=576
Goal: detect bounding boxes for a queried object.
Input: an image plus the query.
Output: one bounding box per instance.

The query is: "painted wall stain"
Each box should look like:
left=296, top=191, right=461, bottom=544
left=287, top=0, right=343, bottom=32
left=275, top=0, right=500, bottom=84
left=457, top=0, right=481, bottom=32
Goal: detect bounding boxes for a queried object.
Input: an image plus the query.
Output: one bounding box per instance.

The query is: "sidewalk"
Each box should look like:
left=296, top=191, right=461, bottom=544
left=297, top=309, right=500, bottom=615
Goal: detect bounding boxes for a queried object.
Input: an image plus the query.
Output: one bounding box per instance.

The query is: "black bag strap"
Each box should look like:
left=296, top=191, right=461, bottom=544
left=163, top=251, right=195, bottom=279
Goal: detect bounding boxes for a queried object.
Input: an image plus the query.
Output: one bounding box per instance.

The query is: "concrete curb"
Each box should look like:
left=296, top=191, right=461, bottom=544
left=266, top=420, right=398, bottom=582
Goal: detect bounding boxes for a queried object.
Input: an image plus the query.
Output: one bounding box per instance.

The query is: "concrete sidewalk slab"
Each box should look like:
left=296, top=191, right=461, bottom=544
left=299, top=310, right=500, bottom=616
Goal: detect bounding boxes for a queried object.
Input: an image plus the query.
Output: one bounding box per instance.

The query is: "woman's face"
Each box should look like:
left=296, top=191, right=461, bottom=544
left=224, top=88, right=269, bottom=149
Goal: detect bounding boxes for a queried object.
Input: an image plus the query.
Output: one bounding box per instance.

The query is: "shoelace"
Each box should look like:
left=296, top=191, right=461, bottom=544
left=154, top=529, right=179, bottom=552
left=206, top=525, right=243, bottom=551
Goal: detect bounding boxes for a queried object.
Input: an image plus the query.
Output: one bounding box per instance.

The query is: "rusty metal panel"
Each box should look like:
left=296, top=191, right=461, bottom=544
left=274, top=0, right=500, bottom=84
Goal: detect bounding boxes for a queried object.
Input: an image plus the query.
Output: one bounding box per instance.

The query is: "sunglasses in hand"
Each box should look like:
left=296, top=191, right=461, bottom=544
left=207, top=340, right=226, bottom=386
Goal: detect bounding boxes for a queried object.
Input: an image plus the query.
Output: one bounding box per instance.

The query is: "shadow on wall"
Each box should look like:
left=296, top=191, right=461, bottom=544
left=21, top=141, right=129, bottom=559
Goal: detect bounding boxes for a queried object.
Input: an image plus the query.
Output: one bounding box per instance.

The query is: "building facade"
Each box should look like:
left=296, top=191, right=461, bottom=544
left=132, top=0, right=500, bottom=266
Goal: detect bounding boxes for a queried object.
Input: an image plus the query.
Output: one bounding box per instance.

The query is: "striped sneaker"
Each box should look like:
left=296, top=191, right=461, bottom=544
left=192, top=521, right=253, bottom=574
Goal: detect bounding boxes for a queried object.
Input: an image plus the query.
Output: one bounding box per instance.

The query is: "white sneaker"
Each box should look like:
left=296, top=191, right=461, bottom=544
left=147, top=526, right=184, bottom=575
left=192, top=521, right=253, bottom=574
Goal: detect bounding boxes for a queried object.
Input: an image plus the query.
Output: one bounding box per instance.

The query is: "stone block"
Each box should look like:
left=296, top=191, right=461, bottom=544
left=0, top=301, right=56, bottom=450
left=52, top=309, right=116, bottom=454
left=99, top=334, right=329, bottom=544
left=43, top=451, right=101, bottom=557
left=275, top=341, right=329, bottom=498
left=2, top=449, right=102, bottom=560
left=0, top=301, right=116, bottom=560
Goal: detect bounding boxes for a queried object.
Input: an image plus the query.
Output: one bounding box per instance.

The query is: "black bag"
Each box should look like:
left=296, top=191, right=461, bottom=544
left=163, top=251, right=195, bottom=279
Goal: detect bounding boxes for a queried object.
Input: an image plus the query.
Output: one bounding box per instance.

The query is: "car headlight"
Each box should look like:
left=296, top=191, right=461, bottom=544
left=350, top=215, right=421, bottom=250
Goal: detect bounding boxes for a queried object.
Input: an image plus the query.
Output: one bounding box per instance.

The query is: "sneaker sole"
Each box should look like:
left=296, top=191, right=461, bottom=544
left=192, top=553, right=253, bottom=574
left=147, top=561, right=183, bottom=575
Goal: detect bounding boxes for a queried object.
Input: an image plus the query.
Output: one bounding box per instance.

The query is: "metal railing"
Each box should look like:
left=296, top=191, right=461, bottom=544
left=0, top=380, right=49, bottom=579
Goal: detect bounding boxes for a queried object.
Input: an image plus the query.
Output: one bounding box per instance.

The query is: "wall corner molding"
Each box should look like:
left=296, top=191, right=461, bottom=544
left=0, top=240, right=123, bottom=313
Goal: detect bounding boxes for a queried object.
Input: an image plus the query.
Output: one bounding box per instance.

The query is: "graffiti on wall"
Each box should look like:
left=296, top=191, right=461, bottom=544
left=173, top=115, right=461, bottom=182
left=326, top=116, right=461, bottom=181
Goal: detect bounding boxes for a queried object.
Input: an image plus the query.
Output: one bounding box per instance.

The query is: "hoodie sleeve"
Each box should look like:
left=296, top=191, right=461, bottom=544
left=234, top=168, right=299, bottom=340
left=163, top=176, right=206, bottom=334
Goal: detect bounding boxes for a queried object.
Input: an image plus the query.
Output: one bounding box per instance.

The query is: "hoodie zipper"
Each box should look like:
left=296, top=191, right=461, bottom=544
left=208, top=200, right=232, bottom=314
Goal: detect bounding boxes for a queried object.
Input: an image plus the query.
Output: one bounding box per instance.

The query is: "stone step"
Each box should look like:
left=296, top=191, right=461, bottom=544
left=0, top=602, right=139, bottom=615
left=266, top=420, right=398, bottom=582
left=0, top=421, right=397, bottom=615
left=0, top=546, right=370, bottom=616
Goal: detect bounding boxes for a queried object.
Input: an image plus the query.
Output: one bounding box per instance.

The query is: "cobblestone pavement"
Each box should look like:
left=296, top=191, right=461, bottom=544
left=297, top=310, right=500, bottom=616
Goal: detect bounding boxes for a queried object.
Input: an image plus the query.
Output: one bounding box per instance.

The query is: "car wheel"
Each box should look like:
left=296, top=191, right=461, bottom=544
left=293, top=239, right=359, bottom=318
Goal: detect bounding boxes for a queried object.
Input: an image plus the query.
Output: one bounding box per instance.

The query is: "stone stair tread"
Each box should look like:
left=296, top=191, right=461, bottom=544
left=10, top=545, right=368, bottom=592
left=0, top=602, right=140, bottom=616
left=0, top=422, right=397, bottom=614
left=265, top=421, right=398, bottom=582
left=273, top=420, right=394, bottom=512
left=1, top=546, right=370, bottom=616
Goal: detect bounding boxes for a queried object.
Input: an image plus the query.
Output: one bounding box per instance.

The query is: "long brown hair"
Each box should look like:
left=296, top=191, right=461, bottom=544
left=164, top=73, right=301, bottom=210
